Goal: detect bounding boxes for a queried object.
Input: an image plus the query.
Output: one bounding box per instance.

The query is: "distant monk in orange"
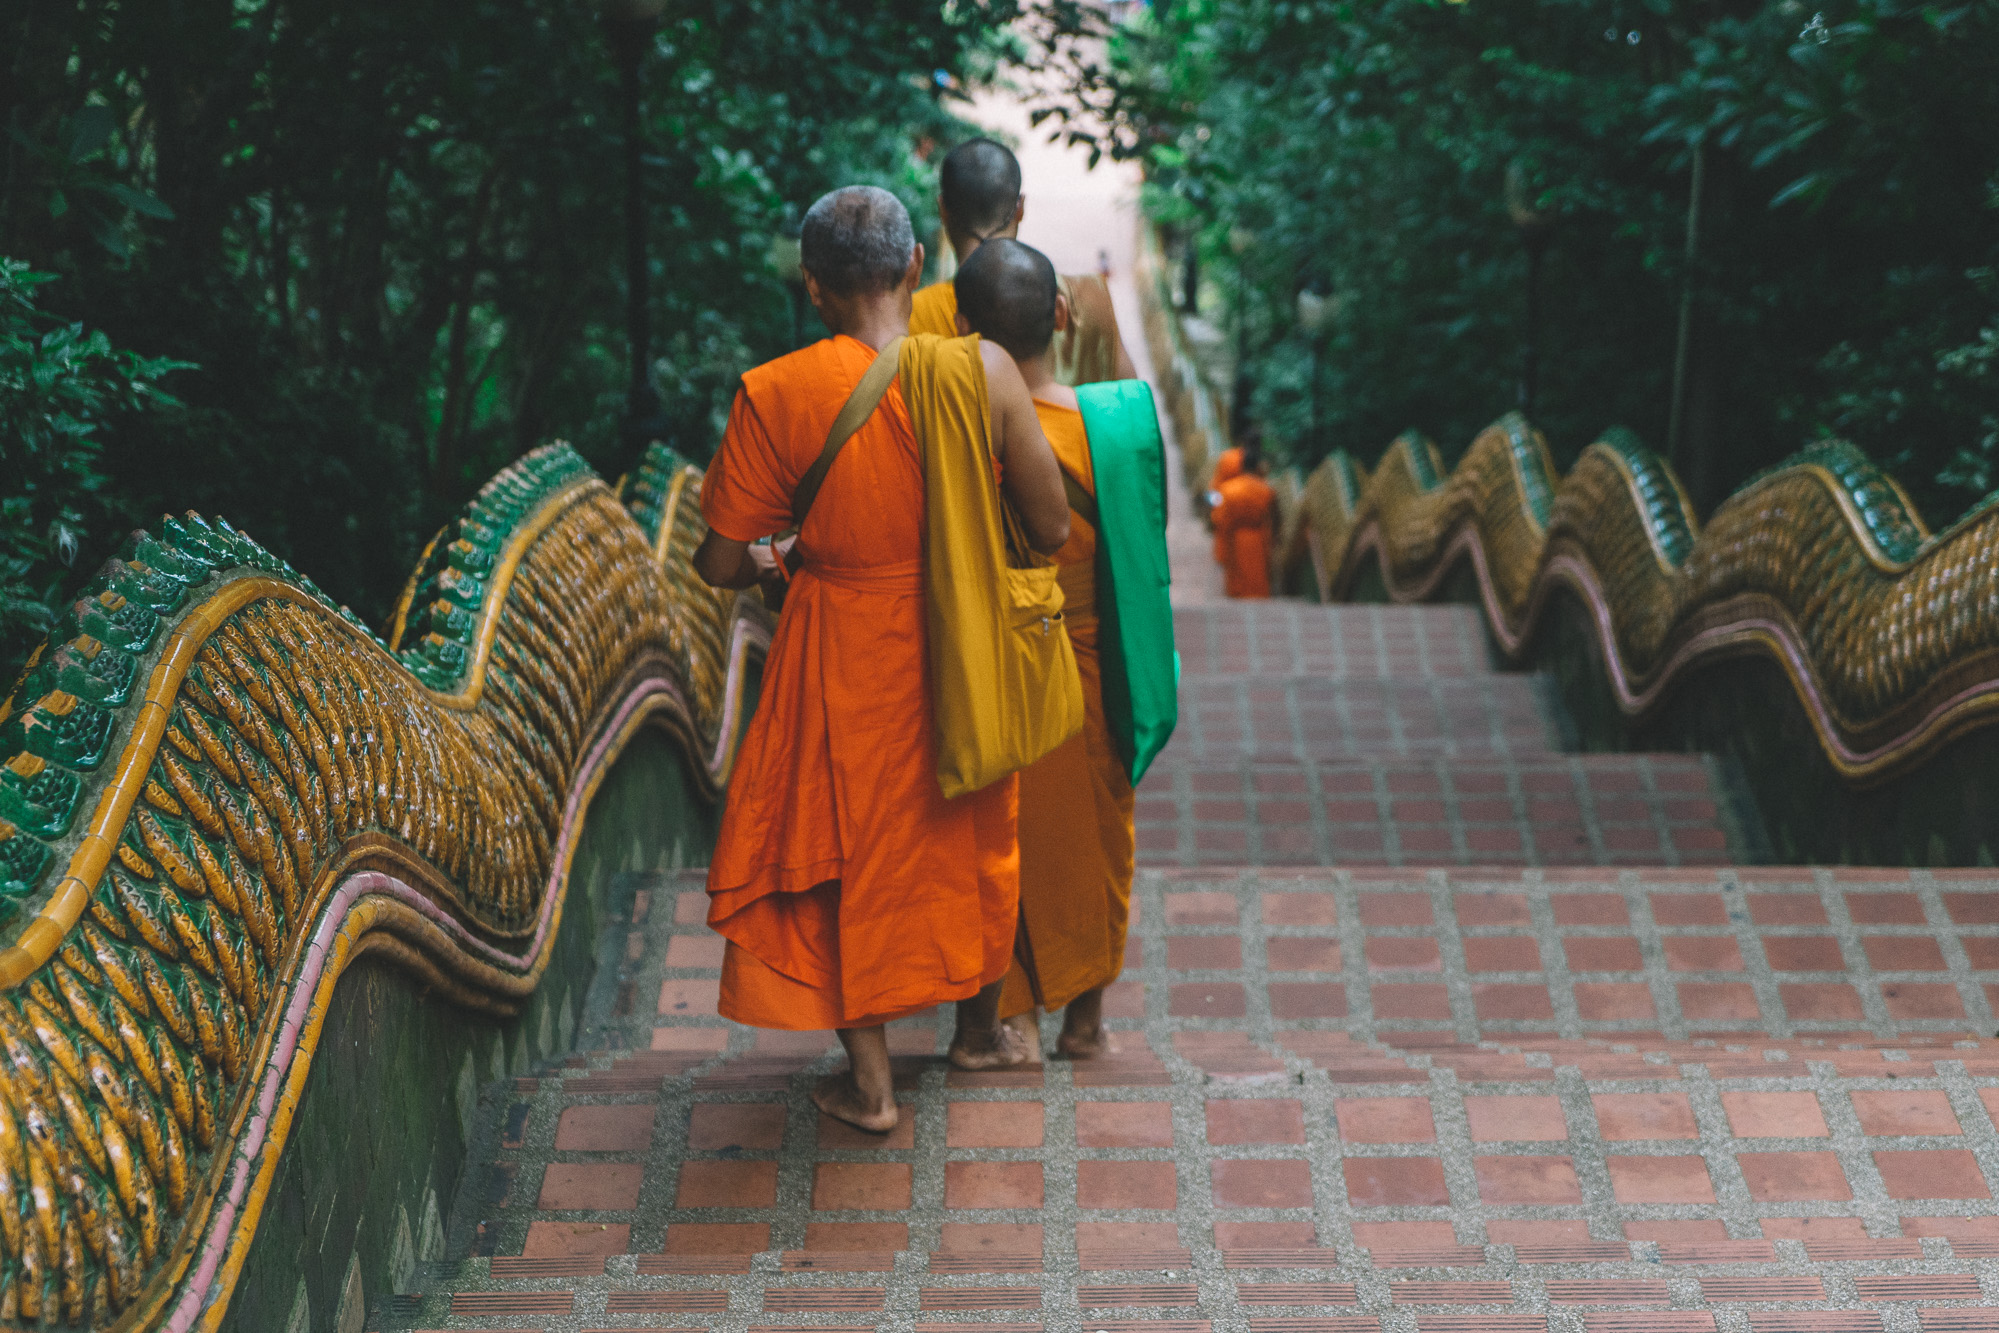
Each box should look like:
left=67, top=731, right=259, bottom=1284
left=952, top=238, right=1136, bottom=1058
left=1210, top=444, right=1244, bottom=490
left=1206, top=443, right=1244, bottom=566
left=693, top=186, right=1071, bottom=1132
left=910, top=138, right=1138, bottom=385
left=1212, top=445, right=1277, bottom=598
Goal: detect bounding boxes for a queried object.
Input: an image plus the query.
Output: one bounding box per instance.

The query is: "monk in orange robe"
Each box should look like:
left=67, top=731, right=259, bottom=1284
left=909, top=138, right=1137, bottom=385
left=693, top=187, right=1071, bottom=1132
left=1212, top=447, right=1277, bottom=598
left=1207, top=445, right=1245, bottom=564
left=953, top=238, right=1138, bottom=1058
left=1210, top=445, right=1244, bottom=490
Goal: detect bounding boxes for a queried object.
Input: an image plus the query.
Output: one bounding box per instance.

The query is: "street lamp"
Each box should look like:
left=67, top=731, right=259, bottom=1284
left=1505, top=161, right=1555, bottom=420
left=1296, top=285, right=1334, bottom=457
left=598, top=0, right=671, bottom=453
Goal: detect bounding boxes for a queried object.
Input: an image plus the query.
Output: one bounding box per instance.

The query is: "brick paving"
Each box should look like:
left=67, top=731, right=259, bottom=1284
left=395, top=864, right=1999, bottom=1333
left=1139, top=603, right=1753, bottom=867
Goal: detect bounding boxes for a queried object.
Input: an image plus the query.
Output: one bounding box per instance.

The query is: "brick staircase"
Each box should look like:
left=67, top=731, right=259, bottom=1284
left=388, top=860, right=1999, bottom=1333
left=1140, top=603, right=1754, bottom=867
left=383, top=604, right=1999, bottom=1332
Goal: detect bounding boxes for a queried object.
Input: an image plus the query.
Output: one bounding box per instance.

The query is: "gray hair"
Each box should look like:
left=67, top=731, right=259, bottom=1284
left=800, top=186, right=916, bottom=297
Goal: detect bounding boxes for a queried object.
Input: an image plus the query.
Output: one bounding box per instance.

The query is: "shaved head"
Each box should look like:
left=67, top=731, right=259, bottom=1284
left=800, top=185, right=916, bottom=297
left=955, top=238, right=1058, bottom=361
left=940, top=138, right=1023, bottom=240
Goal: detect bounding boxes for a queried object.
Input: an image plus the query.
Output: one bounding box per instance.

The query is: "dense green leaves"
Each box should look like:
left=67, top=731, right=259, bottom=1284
left=0, top=260, right=185, bottom=674
left=1047, top=0, right=1999, bottom=516
left=1, top=0, right=1016, bottom=675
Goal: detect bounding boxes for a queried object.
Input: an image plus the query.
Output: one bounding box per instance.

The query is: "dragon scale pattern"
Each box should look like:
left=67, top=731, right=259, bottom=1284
left=0, top=442, right=764, bottom=1329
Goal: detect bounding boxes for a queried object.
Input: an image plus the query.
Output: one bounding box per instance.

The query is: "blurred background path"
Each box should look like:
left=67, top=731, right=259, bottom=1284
left=965, top=84, right=1229, bottom=607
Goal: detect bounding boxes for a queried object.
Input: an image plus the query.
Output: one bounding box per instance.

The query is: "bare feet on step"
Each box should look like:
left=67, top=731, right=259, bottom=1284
left=1055, top=988, right=1109, bottom=1059
left=948, top=1022, right=1033, bottom=1069
left=948, top=979, right=1034, bottom=1069
left=811, top=1069, right=899, bottom=1133
left=816, top=1023, right=897, bottom=1132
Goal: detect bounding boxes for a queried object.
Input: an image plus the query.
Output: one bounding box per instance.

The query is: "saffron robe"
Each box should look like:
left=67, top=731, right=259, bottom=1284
left=911, top=274, right=1123, bottom=386
left=999, top=401, right=1136, bottom=1019
left=1210, top=446, right=1244, bottom=490
left=702, top=334, right=1019, bottom=1029
left=1208, top=445, right=1245, bottom=564
left=1213, top=472, right=1276, bottom=600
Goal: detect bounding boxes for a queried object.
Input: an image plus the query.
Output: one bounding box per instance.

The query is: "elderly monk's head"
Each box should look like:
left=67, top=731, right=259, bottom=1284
left=799, top=185, right=925, bottom=334
left=939, top=138, right=1024, bottom=261
left=952, top=238, right=1069, bottom=366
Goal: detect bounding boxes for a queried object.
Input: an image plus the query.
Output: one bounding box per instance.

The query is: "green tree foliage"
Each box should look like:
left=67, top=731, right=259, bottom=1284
left=0, top=261, right=185, bottom=677
left=1, top=0, right=1017, bottom=670
left=1039, top=0, right=1999, bottom=513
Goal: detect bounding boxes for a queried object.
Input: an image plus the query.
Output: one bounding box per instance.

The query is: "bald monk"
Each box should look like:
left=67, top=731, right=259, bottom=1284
left=910, top=138, right=1138, bottom=386
left=694, top=186, right=1071, bottom=1132
left=1212, top=446, right=1277, bottom=599
left=953, top=239, right=1137, bottom=1058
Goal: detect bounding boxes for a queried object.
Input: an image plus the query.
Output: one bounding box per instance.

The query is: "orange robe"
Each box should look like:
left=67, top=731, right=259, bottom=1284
left=999, top=402, right=1136, bottom=1020
left=911, top=277, right=1122, bottom=385
left=1210, top=446, right=1244, bottom=490
left=1208, top=446, right=1245, bottom=565
left=702, top=334, right=1019, bottom=1029
left=1213, top=472, right=1276, bottom=599
left=910, top=282, right=959, bottom=340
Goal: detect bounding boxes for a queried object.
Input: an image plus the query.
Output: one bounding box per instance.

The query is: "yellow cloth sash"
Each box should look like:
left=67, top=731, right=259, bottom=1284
left=898, top=333, right=1085, bottom=798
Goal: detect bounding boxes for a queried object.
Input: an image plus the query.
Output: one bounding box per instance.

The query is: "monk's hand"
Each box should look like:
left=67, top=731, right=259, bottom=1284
left=750, top=541, right=790, bottom=604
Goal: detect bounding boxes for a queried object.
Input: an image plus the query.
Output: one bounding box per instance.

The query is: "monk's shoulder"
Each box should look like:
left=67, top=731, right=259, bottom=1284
left=739, top=338, right=849, bottom=402
left=910, top=282, right=958, bottom=337
left=901, top=330, right=990, bottom=379
left=1033, top=400, right=1091, bottom=475
left=1220, top=472, right=1275, bottom=503
left=733, top=338, right=869, bottom=457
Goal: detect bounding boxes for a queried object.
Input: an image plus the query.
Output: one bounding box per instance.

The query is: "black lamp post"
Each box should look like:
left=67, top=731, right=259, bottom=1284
left=1297, top=286, right=1332, bottom=456
left=600, top=0, right=670, bottom=453
left=1506, top=162, right=1555, bottom=420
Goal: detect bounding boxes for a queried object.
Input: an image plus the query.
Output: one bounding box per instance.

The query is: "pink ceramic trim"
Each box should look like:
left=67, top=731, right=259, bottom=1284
left=1340, top=517, right=1999, bottom=776
left=708, top=607, right=774, bottom=778
left=161, top=668, right=692, bottom=1333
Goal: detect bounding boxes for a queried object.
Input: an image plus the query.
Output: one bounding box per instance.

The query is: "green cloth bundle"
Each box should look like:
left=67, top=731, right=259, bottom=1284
left=1076, top=380, right=1179, bottom=785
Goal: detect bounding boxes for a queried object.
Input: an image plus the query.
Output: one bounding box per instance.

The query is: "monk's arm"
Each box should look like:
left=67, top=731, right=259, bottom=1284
left=1079, top=280, right=1139, bottom=382
left=981, top=341, right=1070, bottom=554
left=694, top=531, right=781, bottom=589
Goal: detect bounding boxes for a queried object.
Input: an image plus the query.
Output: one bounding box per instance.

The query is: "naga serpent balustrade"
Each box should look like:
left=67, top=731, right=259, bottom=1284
left=1137, top=235, right=1999, bottom=786
left=0, top=441, right=767, bottom=1330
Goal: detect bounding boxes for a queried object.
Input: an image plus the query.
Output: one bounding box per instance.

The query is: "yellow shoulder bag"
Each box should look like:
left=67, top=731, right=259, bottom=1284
left=898, top=334, right=1084, bottom=798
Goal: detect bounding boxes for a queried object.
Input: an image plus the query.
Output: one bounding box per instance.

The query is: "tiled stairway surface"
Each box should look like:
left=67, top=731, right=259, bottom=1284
left=396, top=865, right=1999, bottom=1333
left=1139, top=604, right=1752, bottom=868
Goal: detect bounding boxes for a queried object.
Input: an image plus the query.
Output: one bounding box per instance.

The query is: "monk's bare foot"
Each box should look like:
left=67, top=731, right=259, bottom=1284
left=811, top=1071, right=898, bottom=1133
left=948, top=1021, right=1033, bottom=1070
left=1003, top=1009, right=1042, bottom=1054
left=1055, top=989, right=1109, bottom=1059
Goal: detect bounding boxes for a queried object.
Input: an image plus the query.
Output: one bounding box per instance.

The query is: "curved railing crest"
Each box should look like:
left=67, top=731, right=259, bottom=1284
left=0, top=440, right=765, bottom=1329
left=1286, top=415, right=1999, bottom=782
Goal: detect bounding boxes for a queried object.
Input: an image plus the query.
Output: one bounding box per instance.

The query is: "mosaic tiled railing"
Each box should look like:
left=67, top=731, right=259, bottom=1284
left=1291, top=423, right=1999, bottom=784
left=1135, top=234, right=1999, bottom=785
left=0, top=442, right=768, bottom=1329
